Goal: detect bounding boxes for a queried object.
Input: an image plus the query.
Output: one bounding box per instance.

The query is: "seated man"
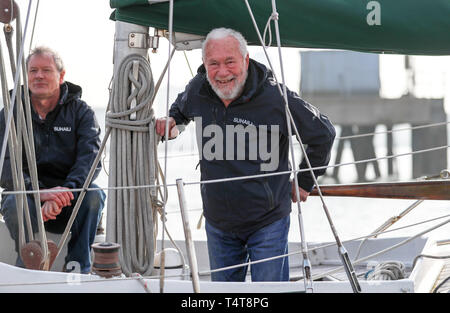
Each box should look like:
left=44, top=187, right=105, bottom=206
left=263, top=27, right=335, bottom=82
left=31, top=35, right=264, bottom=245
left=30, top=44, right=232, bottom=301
left=0, top=46, right=105, bottom=274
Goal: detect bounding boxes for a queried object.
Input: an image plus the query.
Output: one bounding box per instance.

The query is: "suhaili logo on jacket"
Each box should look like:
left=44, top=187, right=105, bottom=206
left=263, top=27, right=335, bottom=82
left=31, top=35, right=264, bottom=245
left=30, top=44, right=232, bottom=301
left=194, top=116, right=280, bottom=171
left=53, top=126, right=72, bottom=132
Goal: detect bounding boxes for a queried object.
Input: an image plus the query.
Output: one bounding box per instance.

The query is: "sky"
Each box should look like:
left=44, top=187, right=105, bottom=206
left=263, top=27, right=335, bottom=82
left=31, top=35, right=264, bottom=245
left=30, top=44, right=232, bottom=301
left=11, top=0, right=115, bottom=110
left=7, top=0, right=450, bottom=116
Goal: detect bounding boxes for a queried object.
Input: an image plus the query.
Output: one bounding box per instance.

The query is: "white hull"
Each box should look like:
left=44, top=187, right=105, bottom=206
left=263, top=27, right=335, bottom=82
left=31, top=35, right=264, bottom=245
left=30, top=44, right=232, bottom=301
left=0, top=261, right=414, bottom=293
left=1, top=219, right=448, bottom=293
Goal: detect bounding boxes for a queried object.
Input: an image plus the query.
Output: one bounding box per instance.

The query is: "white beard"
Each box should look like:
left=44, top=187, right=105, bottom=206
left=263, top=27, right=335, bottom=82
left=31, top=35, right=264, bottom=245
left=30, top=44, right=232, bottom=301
left=207, top=70, right=248, bottom=101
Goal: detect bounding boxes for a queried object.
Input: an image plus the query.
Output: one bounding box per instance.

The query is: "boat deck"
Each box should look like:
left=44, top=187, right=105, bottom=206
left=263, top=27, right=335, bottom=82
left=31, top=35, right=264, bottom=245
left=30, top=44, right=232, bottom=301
left=291, top=263, right=413, bottom=283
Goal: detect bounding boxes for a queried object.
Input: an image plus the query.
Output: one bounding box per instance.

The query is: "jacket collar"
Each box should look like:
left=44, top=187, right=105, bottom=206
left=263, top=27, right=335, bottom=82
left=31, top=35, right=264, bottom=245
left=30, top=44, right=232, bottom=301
left=58, top=81, right=82, bottom=105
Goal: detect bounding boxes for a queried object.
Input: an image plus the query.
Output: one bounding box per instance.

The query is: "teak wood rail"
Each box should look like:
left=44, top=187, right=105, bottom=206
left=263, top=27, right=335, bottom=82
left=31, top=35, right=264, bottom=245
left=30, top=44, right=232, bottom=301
left=310, top=180, right=450, bottom=200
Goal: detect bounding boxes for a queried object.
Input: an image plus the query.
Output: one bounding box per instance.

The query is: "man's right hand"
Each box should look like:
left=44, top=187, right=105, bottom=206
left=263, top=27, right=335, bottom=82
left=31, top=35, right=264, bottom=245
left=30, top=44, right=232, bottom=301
left=155, top=117, right=179, bottom=140
left=40, top=186, right=74, bottom=208
left=41, top=200, right=62, bottom=222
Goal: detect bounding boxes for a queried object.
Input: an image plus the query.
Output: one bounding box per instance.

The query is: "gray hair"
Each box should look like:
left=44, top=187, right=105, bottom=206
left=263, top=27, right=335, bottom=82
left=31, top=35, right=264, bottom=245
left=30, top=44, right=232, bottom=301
left=26, top=46, right=65, bottom=72
left=202, top=28, right=248, bottom=60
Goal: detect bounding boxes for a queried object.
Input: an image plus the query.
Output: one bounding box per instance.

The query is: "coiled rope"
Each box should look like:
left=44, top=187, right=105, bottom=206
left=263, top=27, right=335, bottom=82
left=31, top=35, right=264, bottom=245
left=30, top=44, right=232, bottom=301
left=105, top=53, right=162, bottom=276
left=365, top=261, right=406, bottom=280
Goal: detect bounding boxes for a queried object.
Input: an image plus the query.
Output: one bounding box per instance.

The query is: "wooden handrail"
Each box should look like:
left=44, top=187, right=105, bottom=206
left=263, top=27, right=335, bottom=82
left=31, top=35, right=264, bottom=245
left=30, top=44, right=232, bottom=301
left=310, top=180, right=450, bottom=200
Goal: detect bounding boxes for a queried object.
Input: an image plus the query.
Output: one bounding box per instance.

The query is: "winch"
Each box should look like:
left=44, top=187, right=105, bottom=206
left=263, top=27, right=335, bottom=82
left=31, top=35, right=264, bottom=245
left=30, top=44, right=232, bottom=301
left=91, top=242, right=122, bottom=278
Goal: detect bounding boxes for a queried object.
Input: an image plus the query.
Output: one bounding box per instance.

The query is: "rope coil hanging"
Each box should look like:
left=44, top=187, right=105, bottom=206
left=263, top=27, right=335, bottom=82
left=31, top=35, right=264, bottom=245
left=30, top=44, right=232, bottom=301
left=105, top=53, right=163, bottom=276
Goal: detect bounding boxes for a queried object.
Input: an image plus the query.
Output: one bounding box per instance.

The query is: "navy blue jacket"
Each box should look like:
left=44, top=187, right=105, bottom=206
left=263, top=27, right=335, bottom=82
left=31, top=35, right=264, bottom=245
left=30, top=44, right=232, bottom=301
left=0, top=82, right=102, bottom=192
left=170, top=59, right=335, bottom=234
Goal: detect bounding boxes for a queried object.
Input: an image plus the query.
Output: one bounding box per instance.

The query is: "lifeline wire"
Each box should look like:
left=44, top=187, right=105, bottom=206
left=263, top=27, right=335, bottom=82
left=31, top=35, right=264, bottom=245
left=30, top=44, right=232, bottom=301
left=1, top=143, right=448, bottom=197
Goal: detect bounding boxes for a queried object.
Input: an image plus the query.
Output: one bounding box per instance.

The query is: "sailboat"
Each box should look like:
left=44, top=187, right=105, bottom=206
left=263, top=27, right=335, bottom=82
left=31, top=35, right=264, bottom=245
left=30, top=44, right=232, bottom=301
left=0, top=0, right=449, bottom=294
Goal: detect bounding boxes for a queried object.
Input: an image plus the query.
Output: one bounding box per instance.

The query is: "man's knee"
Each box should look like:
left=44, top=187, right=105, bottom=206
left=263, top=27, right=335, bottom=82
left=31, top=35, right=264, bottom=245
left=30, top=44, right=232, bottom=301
left=1, top=196, right=19, bottom=236
left=80, top=187, right=105, bottom=215
left=0, top=194, right=37, bottom=241
left=1, top=194, right=36, bottom=225
left=1, top=195, right=18, bottom=219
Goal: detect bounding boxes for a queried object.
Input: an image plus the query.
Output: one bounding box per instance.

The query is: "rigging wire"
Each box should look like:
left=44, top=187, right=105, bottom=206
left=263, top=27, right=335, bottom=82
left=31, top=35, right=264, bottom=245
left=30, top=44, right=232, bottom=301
left=28, top=0, right=39, bottom=54
left=336, top=121, right=450, bottom=141
left=0, top=0, right=52, bottom=268
left=1, top=143, right=448, bottom=197
left=0, top=0, right=33, bottom=206
left=159, top=0, right=174, bottom=293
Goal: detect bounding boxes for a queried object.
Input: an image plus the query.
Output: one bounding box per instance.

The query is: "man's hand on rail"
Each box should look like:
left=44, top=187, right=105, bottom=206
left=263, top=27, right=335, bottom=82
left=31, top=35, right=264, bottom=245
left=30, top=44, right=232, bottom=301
left=155, top=117, right=179, bottom=140
left=291, top=183, right=310, bottom=202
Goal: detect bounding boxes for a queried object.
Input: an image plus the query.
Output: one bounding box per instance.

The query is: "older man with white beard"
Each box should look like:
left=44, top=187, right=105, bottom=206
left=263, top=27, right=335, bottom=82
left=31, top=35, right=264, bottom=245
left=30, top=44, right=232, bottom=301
left=156, top=28, right=335, bottom=282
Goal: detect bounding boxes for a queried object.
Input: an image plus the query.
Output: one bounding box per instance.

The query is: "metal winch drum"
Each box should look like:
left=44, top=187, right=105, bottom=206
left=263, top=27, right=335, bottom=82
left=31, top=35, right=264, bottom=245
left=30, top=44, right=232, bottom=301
left=91, top=242, right=122, bottom=278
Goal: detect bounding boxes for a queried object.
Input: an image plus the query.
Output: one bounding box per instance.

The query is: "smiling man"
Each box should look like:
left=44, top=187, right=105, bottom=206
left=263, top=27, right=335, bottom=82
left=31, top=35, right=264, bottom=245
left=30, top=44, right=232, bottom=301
left=203, top=33, right=249, bottom=106
left=0, top=46, right=105, bottom=274
left=156, top=28, right=335, bottom=282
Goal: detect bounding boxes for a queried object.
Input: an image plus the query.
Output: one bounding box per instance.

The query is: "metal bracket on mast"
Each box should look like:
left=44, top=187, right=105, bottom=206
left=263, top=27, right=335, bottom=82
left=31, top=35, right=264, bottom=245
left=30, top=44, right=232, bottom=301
left=128, top=32, right=159, bottom=51
left=128, top=29, right=205, bottom=52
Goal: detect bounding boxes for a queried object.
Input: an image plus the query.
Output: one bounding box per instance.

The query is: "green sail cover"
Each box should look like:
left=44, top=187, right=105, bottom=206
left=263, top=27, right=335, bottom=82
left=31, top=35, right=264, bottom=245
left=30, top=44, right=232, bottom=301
left=110, top=0, right=450, bottom=55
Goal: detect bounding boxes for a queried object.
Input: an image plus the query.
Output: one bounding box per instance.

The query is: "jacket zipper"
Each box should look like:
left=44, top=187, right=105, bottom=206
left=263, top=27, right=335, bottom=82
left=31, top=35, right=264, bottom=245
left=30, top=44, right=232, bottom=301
left=263, top=180, right=274, bottom=211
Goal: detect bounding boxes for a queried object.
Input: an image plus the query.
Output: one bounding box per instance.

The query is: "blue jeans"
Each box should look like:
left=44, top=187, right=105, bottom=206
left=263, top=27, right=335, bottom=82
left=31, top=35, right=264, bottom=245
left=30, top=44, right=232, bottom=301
left=0, top=184, right=105, bottom=274
left=205, top=215, right=290, bottom=282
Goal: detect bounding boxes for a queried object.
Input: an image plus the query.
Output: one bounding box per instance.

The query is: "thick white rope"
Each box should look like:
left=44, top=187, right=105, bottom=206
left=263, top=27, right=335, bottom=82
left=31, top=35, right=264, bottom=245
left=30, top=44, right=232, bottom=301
left=365, top=261, right=406, bottom=280
left=105, top=53, right=159, bottom=276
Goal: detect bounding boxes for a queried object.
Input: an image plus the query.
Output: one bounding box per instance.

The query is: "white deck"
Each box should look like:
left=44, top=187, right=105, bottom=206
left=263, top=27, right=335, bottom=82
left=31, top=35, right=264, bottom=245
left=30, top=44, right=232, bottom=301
left=1, top=217, right=449, bottom=293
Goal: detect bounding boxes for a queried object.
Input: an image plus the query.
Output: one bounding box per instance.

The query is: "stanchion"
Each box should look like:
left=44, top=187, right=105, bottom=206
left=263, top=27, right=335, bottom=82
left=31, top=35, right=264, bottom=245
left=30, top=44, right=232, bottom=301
left=176, top=178, right=201, bottom=293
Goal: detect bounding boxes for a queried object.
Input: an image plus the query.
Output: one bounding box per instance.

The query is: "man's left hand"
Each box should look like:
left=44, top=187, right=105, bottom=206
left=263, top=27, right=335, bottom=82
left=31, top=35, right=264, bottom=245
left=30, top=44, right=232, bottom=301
left=41, top=200, right=62, bottom=222
left=291, top=183, right=310, bottom=202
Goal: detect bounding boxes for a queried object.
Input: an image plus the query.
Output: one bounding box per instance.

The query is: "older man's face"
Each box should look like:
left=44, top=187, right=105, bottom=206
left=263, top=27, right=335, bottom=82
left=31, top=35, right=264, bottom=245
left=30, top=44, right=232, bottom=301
left=204, top=36, right=249, bottom=104
left=27, top=53, right=65, bottom=100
